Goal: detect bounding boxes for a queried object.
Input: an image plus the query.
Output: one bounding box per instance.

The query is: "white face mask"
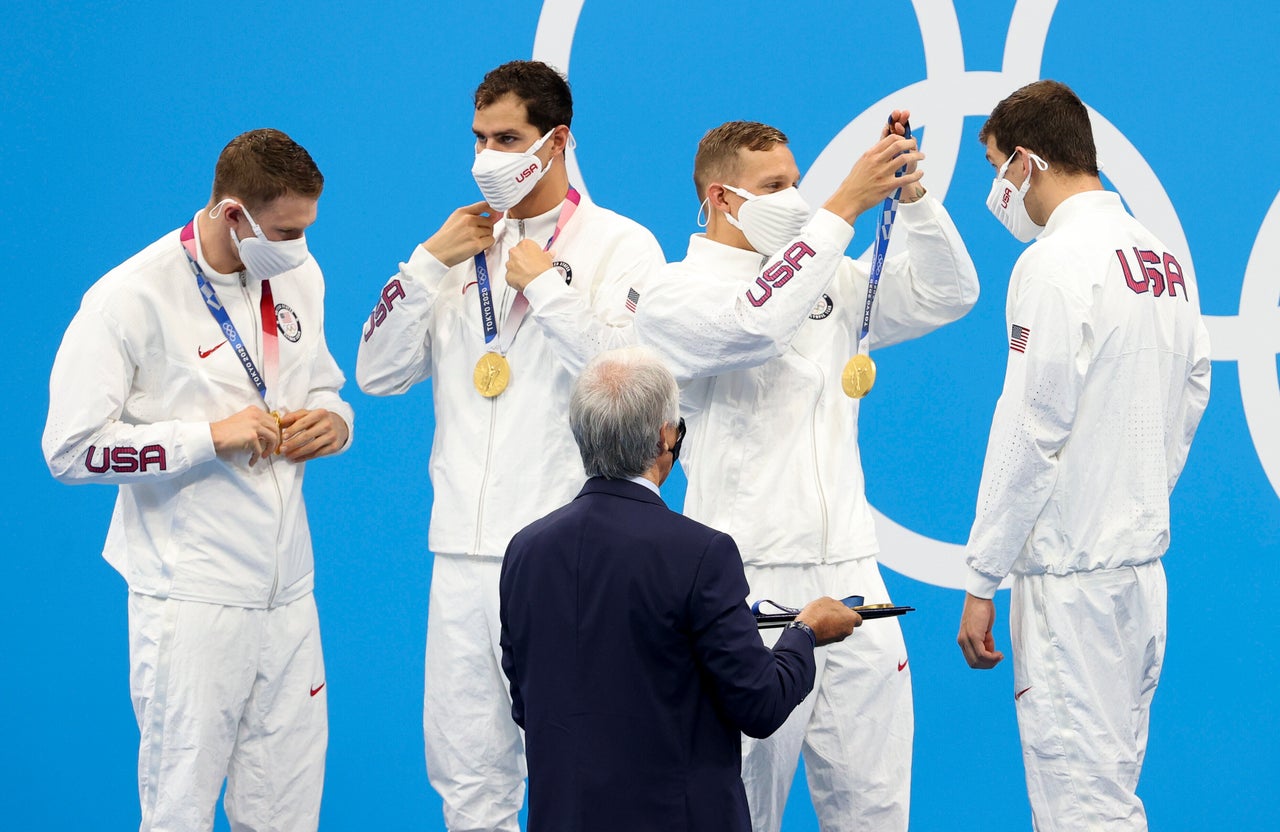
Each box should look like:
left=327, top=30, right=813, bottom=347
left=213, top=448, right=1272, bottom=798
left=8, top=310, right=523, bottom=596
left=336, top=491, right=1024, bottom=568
left=471, top=129, right=556, bottom=211
left=719, top=184, right=813, bottom=255
left=986, top=149, right=1049, bottom=242
left=215, top=199, right=310, bottom=279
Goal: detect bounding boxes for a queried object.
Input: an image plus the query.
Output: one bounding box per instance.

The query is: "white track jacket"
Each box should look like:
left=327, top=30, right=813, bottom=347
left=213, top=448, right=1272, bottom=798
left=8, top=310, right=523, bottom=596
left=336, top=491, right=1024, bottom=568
left=965, top=191, right=1211, bottom=597
left=356, top=194, right=663, bottom=557
left=636, top=199, right=979, bottom=567
left=43, top=216, right=354, bottom=608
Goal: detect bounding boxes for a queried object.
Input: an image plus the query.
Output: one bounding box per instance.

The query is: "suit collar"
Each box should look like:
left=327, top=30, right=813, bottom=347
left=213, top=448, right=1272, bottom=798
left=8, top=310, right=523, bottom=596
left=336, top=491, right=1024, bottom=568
left=577, top=476, right=667, bottom=508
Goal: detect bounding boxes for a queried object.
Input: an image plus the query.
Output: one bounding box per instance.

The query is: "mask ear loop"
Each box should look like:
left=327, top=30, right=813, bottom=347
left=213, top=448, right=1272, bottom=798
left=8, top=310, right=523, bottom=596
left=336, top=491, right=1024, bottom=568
left=697, top=197, right=710, bottom=229
left=209, top=197, right=238, bottom=219
left=210, top=198, right=271, bottom=243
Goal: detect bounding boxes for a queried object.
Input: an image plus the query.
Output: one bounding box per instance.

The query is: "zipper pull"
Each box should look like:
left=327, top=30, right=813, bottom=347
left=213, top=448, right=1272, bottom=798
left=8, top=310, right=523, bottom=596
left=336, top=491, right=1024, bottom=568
left=239, top=270, right=247, bottom=287
left=518, top=218, right=525, bottom=240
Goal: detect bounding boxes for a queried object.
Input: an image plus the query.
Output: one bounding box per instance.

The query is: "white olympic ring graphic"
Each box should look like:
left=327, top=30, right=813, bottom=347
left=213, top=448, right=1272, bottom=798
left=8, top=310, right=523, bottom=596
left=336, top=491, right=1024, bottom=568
left=534, top=0, right=1280, bottom=589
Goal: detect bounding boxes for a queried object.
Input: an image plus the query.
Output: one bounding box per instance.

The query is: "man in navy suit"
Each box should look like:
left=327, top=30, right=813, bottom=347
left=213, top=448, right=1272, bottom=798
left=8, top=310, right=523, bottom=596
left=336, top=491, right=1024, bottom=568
left=500, top=347, right=862, bottom=831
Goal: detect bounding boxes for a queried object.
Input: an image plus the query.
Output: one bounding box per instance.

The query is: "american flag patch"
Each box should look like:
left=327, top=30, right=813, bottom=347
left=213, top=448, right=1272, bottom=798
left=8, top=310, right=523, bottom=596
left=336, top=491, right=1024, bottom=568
left=625, top=287, right=640, bottom=313
left=1010, top=324, right=1031, bottom=353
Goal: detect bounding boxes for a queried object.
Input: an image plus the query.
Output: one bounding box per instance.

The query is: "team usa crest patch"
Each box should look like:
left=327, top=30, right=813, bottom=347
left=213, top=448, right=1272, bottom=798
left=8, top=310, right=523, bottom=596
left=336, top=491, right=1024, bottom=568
left=1009, top=323, right=1031, bottom=353
left=809, top=294, right=834, bottom=320
left=552, top=260, right=573, bottom=285
left=276, top=303, right=302, bottom=343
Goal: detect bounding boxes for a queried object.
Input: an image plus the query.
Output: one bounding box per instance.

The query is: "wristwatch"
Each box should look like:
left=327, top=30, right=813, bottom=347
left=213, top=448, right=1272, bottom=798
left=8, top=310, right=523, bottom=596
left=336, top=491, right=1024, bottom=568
left=784, top=620, right=817, bottom=648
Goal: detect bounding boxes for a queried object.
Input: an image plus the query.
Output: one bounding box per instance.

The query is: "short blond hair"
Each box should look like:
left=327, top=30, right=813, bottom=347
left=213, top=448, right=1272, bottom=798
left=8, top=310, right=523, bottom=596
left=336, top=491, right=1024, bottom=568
left=693, top=121, right=789, bottom=201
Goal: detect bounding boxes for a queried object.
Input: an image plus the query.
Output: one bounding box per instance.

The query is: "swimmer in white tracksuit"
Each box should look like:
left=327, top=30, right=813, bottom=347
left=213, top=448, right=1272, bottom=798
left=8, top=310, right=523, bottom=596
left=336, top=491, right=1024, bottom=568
left=636, top=118, right=979, bottom=832
left=958, top=80, right=1211, bottom=832
left=43, top=129, right=353, bottom=832
left=355, top=61, right=664, bottom=832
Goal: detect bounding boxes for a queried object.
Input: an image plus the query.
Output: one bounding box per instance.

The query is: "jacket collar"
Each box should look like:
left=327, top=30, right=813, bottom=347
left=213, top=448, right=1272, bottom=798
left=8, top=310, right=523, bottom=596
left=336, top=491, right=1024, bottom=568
left=576, top=476, right=667, bottom=508
left=492, top=189, right=593, bottom=247
left=682, top=232, right=766, bottom=277
left=1041, top=190, right=1122, bottom=239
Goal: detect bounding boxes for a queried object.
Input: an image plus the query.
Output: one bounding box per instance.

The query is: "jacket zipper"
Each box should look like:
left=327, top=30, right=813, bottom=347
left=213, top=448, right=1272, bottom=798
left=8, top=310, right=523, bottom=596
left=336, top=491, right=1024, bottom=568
left=472, top=220, right=524, bottom=555
left=242, top=273, right=285, bottom=605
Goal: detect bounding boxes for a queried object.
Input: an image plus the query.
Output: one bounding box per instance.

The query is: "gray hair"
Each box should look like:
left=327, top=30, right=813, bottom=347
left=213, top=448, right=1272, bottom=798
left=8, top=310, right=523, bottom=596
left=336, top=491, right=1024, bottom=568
left=570, top=347, right=680, bottom=479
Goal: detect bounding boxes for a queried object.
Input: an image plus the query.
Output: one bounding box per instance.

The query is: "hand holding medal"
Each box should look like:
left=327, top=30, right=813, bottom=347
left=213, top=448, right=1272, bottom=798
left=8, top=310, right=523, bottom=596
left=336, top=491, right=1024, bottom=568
left=843, top=112, right=917, bottom=400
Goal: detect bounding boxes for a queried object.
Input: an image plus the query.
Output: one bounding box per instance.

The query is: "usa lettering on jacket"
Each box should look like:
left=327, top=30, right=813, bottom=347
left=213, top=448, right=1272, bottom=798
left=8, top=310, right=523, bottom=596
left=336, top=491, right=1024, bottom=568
left=363, top=279, right=407, bottom=342
left=1115, top=247, right=1187, bottom=299
left=85, top=444, right=167, bottom=473
left=745, top=242, right=817, bottom=308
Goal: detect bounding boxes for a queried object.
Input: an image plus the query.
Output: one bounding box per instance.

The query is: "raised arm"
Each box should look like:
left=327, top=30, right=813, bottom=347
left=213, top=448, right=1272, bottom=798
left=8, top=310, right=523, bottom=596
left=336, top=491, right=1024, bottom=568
left=507, top=222, right=665, bottom=376
left=866, top=195, right=980, bottom=349
left=638, top=133, right=927, bottom=381
left=356, top=202, right=495, bottom=395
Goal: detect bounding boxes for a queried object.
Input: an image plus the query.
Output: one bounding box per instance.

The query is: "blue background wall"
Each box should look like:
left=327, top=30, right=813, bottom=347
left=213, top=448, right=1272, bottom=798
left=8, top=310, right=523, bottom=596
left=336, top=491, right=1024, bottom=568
left=3, top=1, right=1277, bottom=828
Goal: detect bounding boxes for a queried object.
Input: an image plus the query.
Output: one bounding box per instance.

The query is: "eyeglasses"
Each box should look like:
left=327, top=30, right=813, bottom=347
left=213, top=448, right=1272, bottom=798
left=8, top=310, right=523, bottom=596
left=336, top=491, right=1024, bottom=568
left=670, top=417, right=687, bottom=463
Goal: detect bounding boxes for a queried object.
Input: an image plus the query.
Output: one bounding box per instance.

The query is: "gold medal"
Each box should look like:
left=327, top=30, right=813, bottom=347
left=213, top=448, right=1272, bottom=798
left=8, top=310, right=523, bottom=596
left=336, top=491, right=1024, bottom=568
left=473, top=352, right=511, bottom=398
left=841, top=354, right=877, bottom=399
left=271, top=410, right=283, bottom=454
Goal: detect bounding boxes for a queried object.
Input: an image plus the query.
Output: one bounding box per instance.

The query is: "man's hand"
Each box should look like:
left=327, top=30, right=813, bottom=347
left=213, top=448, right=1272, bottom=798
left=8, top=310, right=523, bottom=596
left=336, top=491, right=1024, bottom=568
left=278, top=409, right=349, bottom=463
left=957, top=593, right=1005, bottom=669
left=823, top=133, right=925, bottom=224
left=422, top=201, right=498, bottom=267
left=505, top=239, right=555, bottom=291
left=795, top=596, right=862, bottom=646
left=210, top=406, right=282, bottom=467
left=883, top=109, right=926, bottom=204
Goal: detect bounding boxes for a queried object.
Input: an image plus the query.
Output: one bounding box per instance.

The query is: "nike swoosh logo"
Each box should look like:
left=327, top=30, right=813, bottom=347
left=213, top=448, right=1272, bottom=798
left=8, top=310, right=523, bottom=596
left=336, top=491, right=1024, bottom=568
left=897, top=659, right=909, bottom=672
left=198, top=340, right=228, bottom=359
left=1015, top=685, right=1032, bottom=701
left=310, top=683, right=325, bottom=697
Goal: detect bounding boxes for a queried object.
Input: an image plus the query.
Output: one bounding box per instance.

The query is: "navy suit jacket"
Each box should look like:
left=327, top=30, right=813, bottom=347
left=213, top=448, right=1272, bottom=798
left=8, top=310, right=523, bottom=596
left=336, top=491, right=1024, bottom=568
left=500, top=477, right=816, bottom=832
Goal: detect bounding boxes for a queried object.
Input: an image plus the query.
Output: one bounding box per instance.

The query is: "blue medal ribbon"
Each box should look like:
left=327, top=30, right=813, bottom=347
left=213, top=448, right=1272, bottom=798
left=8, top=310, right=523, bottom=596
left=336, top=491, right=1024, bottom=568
left=858, top=120, right=914, bottom=345
left=474, top=252, right=499, bottom=343
left=472, top=186, right=581, bottom=345
left=180, top=221, right=270, bottom=401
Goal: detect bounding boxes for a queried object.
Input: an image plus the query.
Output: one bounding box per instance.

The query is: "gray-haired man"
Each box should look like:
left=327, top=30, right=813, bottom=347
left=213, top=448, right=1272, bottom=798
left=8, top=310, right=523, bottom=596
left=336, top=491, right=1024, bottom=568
left=499, top=347, right=860, bottom=832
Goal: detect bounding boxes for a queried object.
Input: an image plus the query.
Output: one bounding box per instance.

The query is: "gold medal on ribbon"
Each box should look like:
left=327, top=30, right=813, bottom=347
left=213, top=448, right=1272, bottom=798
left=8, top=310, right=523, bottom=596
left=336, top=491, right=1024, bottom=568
left=474, top=352, right=511, bottom=398
left=841, top=354, right=877, bottom=399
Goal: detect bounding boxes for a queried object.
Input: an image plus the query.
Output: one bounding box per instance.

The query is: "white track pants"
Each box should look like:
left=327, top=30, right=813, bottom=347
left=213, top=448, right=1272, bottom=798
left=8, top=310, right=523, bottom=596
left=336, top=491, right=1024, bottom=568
left=423, top=553, right=525, bottom=832
left=1010, top=561, right=1167, bottom=832
left=742, top=558, right=913, bottom=832
left=128, top=592, right=327, bottom=832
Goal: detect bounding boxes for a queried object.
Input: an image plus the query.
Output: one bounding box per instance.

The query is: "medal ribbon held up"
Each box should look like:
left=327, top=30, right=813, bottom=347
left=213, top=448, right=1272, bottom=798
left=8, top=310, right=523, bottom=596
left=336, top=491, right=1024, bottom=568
left=842, top=116, right=913, bottom=399
left=472, top=187, right=581, bottom=398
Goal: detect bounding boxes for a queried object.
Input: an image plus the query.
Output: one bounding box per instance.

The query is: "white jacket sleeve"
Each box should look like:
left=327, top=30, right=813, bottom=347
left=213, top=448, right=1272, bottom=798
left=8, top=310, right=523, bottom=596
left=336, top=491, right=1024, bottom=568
left=635, top=210, right=855, bottom=382
left=1168, top=318, right=1212, bottom=491
left=520, top=228, right=665, bottom=376
left=302, top=283, right=356, bottom=454
left=355, top=245, right=451, bottom=395
left=964, top=273, right=1091, bottom=598
left=43, top=304, right=216, bottom=485
left=868, top=196, right=980, bottom=349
